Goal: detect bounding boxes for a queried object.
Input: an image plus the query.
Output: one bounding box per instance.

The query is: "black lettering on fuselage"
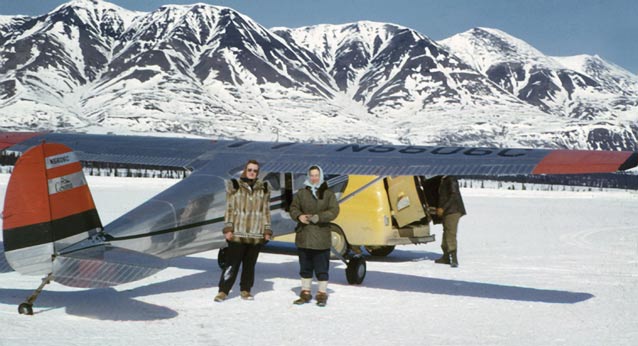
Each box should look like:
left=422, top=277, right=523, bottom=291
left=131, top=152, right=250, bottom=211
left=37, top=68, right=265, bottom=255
left=399, top=146, right=428, bottom=154
left=463, top=148, right=493, bottom=156
left=322, top=144, right=530, bottom=158
left=431, top=147, right=463, bottom=155
left=336, top=145, right=372, bottom=152
left=498, top=149, right=530, bottom=157
left=369, top=145, right=395, bottom=153
left=49, top=156, right=70, bottom=165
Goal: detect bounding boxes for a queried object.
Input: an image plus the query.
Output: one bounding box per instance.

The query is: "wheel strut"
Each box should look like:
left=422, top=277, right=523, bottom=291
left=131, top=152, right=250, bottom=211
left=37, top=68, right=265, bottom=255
left=18, top=272, right=53, bottom=315
left=330, top=246, right=367, bottom=285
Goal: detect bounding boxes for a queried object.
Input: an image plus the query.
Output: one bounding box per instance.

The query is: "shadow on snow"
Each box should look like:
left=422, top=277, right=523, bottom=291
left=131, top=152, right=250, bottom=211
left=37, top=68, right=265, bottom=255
left=0, top=245, right=593, bottom=320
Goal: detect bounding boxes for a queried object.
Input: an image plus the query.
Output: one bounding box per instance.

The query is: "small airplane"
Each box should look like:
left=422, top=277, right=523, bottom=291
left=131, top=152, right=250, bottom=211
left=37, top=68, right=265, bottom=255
left=1, top=131, right=636, bottom=315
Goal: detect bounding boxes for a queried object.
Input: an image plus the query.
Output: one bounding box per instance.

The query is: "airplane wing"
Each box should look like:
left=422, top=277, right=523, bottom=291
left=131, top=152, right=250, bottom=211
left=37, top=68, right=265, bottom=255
left=0, top=132, right=218, bottom=172
left=2, top=132, right=637, bottom=176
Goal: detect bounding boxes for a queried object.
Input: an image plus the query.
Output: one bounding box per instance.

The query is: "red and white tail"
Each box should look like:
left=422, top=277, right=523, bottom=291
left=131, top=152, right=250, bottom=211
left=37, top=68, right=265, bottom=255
left=2, top=142, right=102, bottom=275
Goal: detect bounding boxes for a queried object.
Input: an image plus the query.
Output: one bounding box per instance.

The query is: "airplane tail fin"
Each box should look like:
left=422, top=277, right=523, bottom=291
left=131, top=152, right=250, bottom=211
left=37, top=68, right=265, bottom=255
left=2, top=142, right=102, bottom=275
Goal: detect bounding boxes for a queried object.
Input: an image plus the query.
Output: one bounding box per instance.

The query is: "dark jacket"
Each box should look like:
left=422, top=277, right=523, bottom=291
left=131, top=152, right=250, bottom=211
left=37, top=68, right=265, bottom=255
left=438, top=176, right=466, bottom=216
left=289, top=182, right=340, bottom=250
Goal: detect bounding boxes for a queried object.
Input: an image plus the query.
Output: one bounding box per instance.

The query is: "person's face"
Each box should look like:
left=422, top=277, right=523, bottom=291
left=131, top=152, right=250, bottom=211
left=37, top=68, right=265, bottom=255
left=246, top=163, right=259, bottom=179
left=309, top=169, right=321, bottom=185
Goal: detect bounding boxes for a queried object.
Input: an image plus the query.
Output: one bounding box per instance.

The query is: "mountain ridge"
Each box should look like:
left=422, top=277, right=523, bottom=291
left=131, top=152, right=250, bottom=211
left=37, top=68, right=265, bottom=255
left=1, top=0, right=637, bottom=150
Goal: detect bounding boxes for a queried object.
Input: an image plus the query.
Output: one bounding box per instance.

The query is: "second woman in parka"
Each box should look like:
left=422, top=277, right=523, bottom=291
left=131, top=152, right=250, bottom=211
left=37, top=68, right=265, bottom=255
left=289, top=165, right=339, bottom=307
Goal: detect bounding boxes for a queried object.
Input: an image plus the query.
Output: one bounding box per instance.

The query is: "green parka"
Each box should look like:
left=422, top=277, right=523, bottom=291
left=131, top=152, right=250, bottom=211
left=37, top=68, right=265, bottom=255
left=289, top=182, right=339, bottom=250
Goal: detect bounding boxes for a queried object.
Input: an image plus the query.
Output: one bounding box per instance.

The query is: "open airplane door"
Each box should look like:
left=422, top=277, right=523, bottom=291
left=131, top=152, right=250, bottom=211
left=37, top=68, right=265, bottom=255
left=386, top=176, right=428, bottom=227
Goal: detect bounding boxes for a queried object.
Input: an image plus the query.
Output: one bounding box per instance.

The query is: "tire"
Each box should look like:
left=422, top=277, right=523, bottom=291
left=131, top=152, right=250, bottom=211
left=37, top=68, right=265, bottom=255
left=18, top=303, right=33, bottom=315
left=217, top=247, right=227, bottom=269
left=345, top=256, right=366, bottom=285
left=365, top=245, right=395, bottom=257
left=330, top=224, right=348, bottom=257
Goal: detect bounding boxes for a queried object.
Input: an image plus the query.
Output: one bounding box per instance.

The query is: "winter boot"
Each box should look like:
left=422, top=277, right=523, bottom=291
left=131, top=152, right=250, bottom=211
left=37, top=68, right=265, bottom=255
left=293, top=290, right=312, bottom=305
left=449, top=251, right=458, bottom=268
left=240, top=291, right=254, bottom=300
left=214, top=292, right=227, bottom=302
left=435, top=252, right=450, bottom=264
left=315, top=292, right=328, bottom=307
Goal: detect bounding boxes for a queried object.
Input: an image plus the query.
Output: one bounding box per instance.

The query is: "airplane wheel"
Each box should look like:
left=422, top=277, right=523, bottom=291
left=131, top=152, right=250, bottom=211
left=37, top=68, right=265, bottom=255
left=345, top=256, right=366, bottom=285
left=365, top=245, right=395, bottom=257
left=217, top=248, right=227, bottom=269
left=330, top=224, right=348, bottom=258
left=18, top=303, right=33, bottom=315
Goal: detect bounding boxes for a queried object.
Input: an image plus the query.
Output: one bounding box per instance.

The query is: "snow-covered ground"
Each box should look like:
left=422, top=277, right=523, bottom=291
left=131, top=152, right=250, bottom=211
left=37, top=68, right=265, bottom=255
left=1, top=175, right=637, bottom=346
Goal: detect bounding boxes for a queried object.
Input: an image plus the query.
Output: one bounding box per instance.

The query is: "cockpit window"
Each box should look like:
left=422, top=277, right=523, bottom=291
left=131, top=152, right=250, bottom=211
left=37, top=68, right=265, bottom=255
left=263, top=172, right=281, bottom=190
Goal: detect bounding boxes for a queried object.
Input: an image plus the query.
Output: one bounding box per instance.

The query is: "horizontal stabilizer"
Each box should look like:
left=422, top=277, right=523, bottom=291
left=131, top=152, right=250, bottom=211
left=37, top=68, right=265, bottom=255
left=53, top=246, right=166, bottom=288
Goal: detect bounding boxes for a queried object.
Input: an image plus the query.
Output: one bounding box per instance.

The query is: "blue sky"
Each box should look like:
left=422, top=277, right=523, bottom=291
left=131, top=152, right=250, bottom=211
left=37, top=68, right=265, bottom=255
left=2, top=0, right=637, bottom=74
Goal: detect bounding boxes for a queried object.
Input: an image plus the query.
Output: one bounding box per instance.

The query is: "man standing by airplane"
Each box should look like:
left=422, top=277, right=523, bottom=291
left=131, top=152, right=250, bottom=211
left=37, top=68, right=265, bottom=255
left=215, top=160, right=272, bottom=302
left=433, top=175, right=466, bottom=268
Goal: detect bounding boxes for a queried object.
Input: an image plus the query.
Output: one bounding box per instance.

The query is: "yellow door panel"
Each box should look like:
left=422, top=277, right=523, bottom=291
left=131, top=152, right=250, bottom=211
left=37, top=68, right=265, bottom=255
left=386, top=176, right=426, bottom=228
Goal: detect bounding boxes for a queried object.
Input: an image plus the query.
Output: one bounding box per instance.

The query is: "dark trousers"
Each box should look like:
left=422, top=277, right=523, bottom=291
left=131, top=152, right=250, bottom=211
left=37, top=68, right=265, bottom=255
left=218, top=241, right=262, bottom=294
left=298, top=248, right=330, bottom=281
left=441, top=212, right=461, bottom=253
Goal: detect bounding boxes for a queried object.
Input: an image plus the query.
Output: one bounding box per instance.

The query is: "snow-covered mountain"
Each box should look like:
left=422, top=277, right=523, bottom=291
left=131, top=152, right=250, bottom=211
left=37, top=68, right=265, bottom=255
left=554, top=54, right=638, bottom=96
left=440, top=27, right=638, bottom=149
left=1, top=1, right=637, bottom=150
left=0, top=0, right=138, bottom=128
left=273, top=22, right=529, bottom=112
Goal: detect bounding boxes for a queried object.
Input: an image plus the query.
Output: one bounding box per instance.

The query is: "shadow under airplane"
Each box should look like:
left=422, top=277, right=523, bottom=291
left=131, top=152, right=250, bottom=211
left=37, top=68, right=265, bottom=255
left=0, top=247, right=593, bottom=320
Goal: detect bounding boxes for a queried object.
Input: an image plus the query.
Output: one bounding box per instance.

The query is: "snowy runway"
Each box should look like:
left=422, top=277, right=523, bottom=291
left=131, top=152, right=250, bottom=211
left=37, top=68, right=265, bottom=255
left=1, top=175, right=637, bottom=345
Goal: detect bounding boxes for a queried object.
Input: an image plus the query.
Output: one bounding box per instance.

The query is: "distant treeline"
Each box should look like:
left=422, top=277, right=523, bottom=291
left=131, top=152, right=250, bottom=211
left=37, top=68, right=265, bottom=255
left=459, top=173, right=638, bottom=190
left=0, top=150, right=189, bottom=179
left=82, top=161, right=189, bottom=179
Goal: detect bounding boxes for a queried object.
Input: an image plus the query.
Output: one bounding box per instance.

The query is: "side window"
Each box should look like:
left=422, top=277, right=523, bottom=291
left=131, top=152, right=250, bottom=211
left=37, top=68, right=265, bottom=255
left=326, top=175, right=348, bottom=200
left=292, top=173, right=307, bottom=191
left=263, top=172, right=281, bottom=190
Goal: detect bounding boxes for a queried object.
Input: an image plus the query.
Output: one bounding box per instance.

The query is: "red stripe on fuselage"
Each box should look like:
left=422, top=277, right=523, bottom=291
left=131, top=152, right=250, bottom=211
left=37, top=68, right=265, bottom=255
left=532, top=150, right=633, bottom=174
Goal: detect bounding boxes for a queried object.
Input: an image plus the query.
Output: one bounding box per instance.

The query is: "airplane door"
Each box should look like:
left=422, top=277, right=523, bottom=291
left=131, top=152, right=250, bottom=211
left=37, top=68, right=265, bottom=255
left=385, top=176, right=428, bottom=228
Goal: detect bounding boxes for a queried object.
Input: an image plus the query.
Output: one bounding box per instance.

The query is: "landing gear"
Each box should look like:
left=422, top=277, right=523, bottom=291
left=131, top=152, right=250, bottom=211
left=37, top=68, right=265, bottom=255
left=345, top=255, right=366, bottom=284
left=327, top=224, right=366, bottom=284
left=18, top=273, right=53, bottom=315
left=330, top=244, right=366, bottom=285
